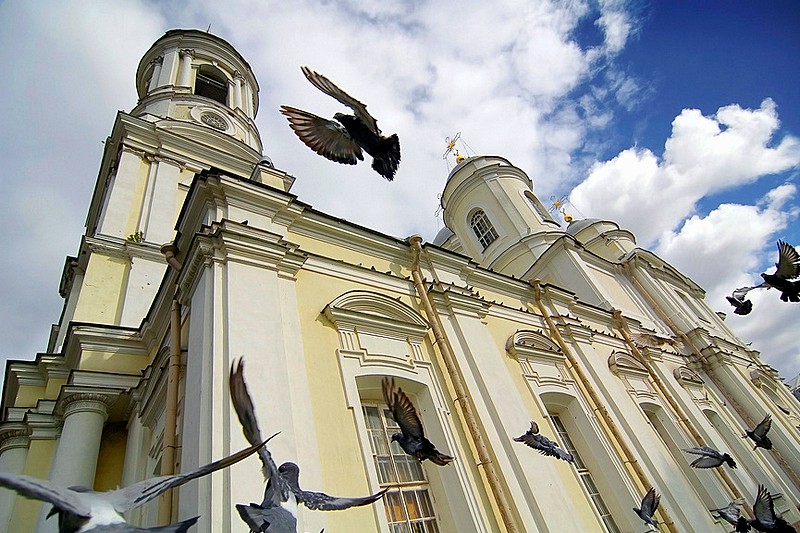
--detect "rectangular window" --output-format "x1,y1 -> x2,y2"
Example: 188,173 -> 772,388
551,415 -> 621,533
363,404 -> 440,533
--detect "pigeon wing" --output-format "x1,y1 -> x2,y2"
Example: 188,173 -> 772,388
752,485 -> 777,527
301,66 -> 379,134
296,487 -> 388,511
280,106 -> 363,165
689,456 -> 724,468
641,488 -> 660,516
774,240 -> 800,279
108,437 -> 269,512
382,378 -> 425,440
229,359 -> 290,505
752,415 -> 772,439
0,472 -> 92,517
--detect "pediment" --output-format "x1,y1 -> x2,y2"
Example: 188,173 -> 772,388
673,366 -> 705,387
608,350 -> 648,377
323,290 -> 428,338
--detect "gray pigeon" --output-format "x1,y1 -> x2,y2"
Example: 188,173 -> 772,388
682,446 -> 737,469
0,438 -> 269,533
633,487 -> 661,530
711,500 -> 744,527
277,462 -> 387,511
230,359 -> 299,533
230,359 -> 385,532
513,421 -> 574,463
280,66 -> 401,181
736,485 -> 796,532
744,414 -> 773,451
381,377 -> 454,466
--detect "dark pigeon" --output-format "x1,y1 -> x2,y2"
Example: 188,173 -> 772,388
736,485 -> 796,532
633,487 -> 661,530
280,66 -> 401,181
760,240 -> 800,303
682,446 -> 737,469
0,439 -> 268,533
381,377 -> 454,466
744,414 -> 773,451
513,421 -> 574,463
727,287 -> 754,316
230,359 -> 384,532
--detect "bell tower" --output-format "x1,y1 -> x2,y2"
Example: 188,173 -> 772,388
52,30 -> 280,352
133,29 -> 262,152
438,155 -> 564,278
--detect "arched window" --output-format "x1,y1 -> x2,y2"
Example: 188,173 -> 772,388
469,209 -> 498,249
194,64 -> 228,105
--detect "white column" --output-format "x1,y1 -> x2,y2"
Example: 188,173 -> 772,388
178,49 -> 195,87
0,428 -> 30,532
148,56 -> 164,92
232,72 -> 243,110
36,394 -> 110,533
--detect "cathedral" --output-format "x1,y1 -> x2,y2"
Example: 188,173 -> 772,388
1,29 -> 798,533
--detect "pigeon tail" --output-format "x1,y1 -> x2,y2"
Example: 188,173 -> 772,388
428,451 -> 455,466
154,516 -> 201,533
734,516 -> 751,532
370,134 -> 401,181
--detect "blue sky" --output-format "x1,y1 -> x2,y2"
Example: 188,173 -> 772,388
0,0 -> 798,380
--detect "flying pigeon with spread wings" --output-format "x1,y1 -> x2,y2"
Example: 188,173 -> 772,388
634,487 -> 661,530
744,414 -> 773,451
0,438 -> 268,533
727,240 -> 800,314
381,377 -> 454,466
735,485 -> 796,532
513,421 -> 574,463
280,66 -> 401,181
682,446 -> 737,469
230,359 -> 386,532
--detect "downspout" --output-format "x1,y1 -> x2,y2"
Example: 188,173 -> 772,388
407,236 -> 520,533
612,310 -> 748,513
159,243 -> 183,524
530,280 -> 679,533
622,261 -> 800,490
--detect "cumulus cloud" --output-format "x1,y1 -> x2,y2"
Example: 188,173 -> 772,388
569,99 -> 800,246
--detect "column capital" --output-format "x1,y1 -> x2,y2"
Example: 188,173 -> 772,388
0,423 -> 31,454
57,391 -> 116,421
179,48 -> 195,58
151,55 -> 163,66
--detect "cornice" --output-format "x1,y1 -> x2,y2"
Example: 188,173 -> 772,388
427,284 -> 492,319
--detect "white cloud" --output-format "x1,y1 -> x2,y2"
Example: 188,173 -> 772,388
569,99 -> 800,245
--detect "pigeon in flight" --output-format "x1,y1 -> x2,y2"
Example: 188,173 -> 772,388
230,359 -> 386,532
277,462 -> 386,511
0,438 -> 269,533
381,377 -> 454,466
760,240 -> 800,302
280,66 -> 401,181
711,500 -> 745,528
735,485 -> 796,532
513,421 -> 574,463
633,487 -> 661,530
728,241 -> 800,313
744,414 -> 773,451
726,287 -> 754,316
682,446 -> 737,469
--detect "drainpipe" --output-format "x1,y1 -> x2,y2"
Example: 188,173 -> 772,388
530,280 -> 679,533
159,244 -> 183,524
622,262 -> 800,490
612,310 -> 748,513
407,236 -> 519,533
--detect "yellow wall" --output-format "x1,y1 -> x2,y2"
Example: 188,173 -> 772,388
9,439 -> 55,533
